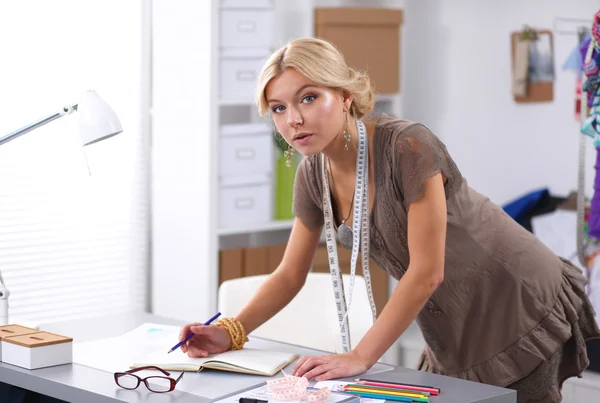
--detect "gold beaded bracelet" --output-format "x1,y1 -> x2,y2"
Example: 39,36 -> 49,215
216,317 -> 249,350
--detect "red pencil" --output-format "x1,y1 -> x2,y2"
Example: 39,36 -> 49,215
354,379 -> 440,396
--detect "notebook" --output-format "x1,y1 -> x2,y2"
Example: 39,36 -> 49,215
130,348 -> 298,377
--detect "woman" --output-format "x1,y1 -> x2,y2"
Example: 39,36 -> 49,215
179,38 -> 600,402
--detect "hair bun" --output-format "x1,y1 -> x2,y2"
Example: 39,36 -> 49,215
349,70 -> 376,119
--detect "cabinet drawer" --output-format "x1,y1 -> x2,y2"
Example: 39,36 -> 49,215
220,123 -> 273,176
220,8 -> 274,48
219,177 -> 272,229
220,49 -> 269,102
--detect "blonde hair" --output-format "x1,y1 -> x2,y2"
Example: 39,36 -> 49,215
255,37 -> 375,119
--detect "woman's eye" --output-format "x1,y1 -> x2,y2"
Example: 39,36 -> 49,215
272,105 -> 285,113
302,95 -> 316,103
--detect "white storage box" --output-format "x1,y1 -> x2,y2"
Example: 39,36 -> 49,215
219,174 -> 272,229
220,7 -> 274,48
2,331 -> 72,369
220,48 -> 270,102
0,324 -> 38,361
220,123 -> 274,177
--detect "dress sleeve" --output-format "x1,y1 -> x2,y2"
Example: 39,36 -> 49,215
393,123 -> 463,208
292,158 -> 324,230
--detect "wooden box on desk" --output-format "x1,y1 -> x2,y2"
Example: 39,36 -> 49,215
0,324 -> 39,361
2,331 -> 72,369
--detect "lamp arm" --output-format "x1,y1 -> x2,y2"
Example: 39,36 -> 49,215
0,103 -> 78,147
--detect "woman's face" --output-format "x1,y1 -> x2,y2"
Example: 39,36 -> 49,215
265,68 -> 351,157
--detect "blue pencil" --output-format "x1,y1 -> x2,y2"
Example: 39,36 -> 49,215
167,312 -> 221,353
342,390 -> 414,402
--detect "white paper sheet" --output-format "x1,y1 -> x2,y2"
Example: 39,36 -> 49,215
73,322 -> 181,373
314,381 -> 385,403
212,382 -> 356,403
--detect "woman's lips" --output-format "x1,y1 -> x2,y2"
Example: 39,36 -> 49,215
293,133 -> 313,145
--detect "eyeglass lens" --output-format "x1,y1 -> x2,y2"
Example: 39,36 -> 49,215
144,376 -> 173,392
115,373 -> 140,390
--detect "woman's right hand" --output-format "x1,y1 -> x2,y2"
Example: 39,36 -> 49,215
178,323 -> 232,357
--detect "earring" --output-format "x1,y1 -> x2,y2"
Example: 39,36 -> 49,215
284,146 -> 295,168
342,112 -> 351,151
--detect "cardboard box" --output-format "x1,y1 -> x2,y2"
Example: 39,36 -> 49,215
315,8 -> 404,94
0,324 -> 39,361
2,331 -> 72,369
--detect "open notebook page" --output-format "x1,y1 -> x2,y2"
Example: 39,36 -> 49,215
132,347 -> 298,375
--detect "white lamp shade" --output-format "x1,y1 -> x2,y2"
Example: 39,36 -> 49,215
77,90 -> 123,146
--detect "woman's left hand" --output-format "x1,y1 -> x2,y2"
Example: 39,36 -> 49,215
292,351 -> 369,381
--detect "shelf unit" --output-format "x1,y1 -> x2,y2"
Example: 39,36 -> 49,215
218,219 -> 295,236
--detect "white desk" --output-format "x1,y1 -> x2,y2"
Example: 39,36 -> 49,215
0,312 -> 516,402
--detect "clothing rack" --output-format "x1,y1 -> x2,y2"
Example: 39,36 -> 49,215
554,17 -> 592,36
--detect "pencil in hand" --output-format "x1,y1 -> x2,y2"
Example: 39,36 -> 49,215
167,312 -> 221,353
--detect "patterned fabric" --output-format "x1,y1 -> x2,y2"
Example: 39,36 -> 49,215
581,12 -> 600,241
582,10 -> 600,110
581,10 -> 600,142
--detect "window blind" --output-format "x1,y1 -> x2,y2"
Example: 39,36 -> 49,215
0,1 -> 148,325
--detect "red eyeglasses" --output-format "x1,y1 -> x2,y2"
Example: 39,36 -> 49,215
114,366 -> 184,393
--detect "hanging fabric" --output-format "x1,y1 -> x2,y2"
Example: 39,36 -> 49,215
581,11 -> 600,240
563,31 -> 591,120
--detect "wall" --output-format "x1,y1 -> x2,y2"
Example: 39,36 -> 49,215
401,0 -> 599,205
151,0 -> 218,322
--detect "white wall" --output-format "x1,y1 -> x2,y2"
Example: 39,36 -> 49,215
151,0 -> 218,322
401,0 -> 599,205
0,0 -> 148,323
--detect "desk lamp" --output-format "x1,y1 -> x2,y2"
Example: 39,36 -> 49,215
0,90 -> 123,325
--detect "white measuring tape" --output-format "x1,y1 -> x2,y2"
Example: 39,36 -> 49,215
321,119 -> 377,353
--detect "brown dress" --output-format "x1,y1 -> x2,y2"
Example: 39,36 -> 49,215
292,114 -> 600,402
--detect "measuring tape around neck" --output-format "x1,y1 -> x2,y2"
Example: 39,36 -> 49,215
321,119 -> 377,353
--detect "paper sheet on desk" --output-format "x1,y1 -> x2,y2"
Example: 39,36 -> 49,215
73,323 -> 181,373
212,382 -> 356,403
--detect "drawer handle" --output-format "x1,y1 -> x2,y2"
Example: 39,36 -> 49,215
235,148 -> 255,160
236,20 -> 256,33
236,70 -> 256,81
235,198 -> 254,209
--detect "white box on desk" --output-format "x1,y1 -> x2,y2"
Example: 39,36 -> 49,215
2,331 -> 72,370
219,173 -> 272,229
220,48 -> 270,102
220,123 -> 274,177
0,324 -> 39,361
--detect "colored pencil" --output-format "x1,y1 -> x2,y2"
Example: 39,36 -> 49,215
346,383 -> 430,396
345,384 -> 429,398
354,378 -> 440,395
343,386 -> 429,402
340,390 -> 414,402
167,312 -> 221,353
